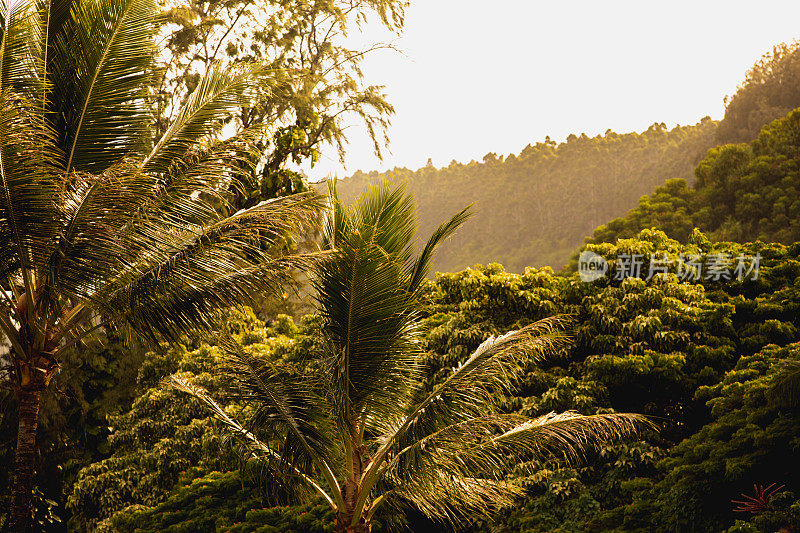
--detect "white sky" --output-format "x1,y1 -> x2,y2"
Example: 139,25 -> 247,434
303,0 -> 800,181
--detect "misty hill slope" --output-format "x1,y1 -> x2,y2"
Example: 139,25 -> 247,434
716,41 -> 800,145
581,41 -> 800,254
330,119 -> 717,272
588,106 -> 800,250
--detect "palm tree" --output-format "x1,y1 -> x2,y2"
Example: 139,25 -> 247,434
172,179 -> 651,533
0,0 -> 321,528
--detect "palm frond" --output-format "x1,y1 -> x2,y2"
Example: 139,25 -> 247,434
1,0 -> 47,105
375,411 -> 648,527
109,250 -> 322,343
0,90 -> 61,285
384,412 -> 650,484
376,415 -> 524,497
49,0 -> 156,173
109,188 -> 320,342
144,62 -> 266,174
350,177 -> 418,263
166,374 -> 337,509
127,125 -> 271,226
483,411 -> 651,464
1,0 -> 62,282
51,124 -> 283,301
314,179 -> 427,436
406,204 -> 472,293
46,159 -> 152,300
219,336 -> 341,500
386,473 -> 522,528
381,317 -> 572,458
321,179 -> 350,251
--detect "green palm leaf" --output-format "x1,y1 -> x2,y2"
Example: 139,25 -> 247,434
0,94 -> 55,272
217,336 -> 344,505
373,412 -> 649,527
102,193 -> 324,341
130,125 -> 270,224
49,0 -> 156,173
1,0 -> 47,104
405,204 -> 472,293
314,178 -> 459,437
385,473 -> 522,527
380,316 -> 572,458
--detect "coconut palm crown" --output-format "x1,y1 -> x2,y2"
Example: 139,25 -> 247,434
1,0 -> 322,528
172,179 -> 651,533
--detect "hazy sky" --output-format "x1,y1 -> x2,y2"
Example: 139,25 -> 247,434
303,0 -> 800,181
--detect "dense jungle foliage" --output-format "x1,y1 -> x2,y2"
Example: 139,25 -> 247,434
58,230 -> 800,532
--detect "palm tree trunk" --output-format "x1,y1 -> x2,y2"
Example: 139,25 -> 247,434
335,477 -> 370,533
334,513 -> 371,533
8,383 -> 43,532
335,465 -> 371,533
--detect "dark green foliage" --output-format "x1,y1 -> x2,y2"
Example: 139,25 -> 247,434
645,343 -> 800,532
329,120 -> 718,272
66,342 -> 232,530
104,469 -> 402,533
416,231 -> 800,532
66,309 -> 308,530
101,471 -> 338,533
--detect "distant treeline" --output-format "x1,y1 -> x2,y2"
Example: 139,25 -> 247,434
330,120 -> 717,273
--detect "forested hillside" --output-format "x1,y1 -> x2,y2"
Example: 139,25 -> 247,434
330,119 -> 718,272
716,40 -> 800,144
587,106 -> 800,253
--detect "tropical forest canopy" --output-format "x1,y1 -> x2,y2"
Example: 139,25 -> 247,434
63,230 -> 800,533
2,2 -> 800,532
